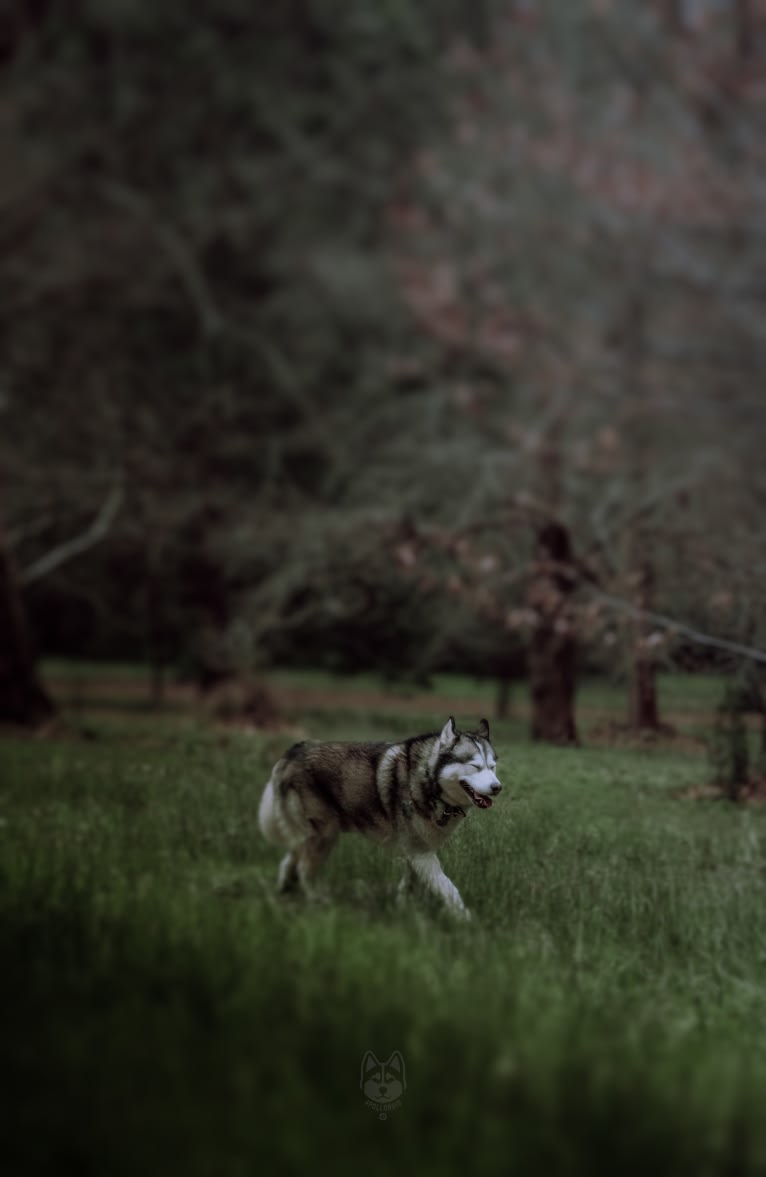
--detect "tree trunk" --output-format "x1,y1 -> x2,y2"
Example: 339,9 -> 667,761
756,668 -> 766,775
495,677 -> 511,721
617,281 -> 662,733
144,556 -> 168,708
150,661 -> 166,709
529,625 -> 578,744
0,518 -> 55,726
629,644 -> 660,729
628,559 -> 660,730
527,522 -> 578,745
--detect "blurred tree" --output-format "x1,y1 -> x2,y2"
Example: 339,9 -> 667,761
0,0 -> 468,717
363,0 -> 766,735
0,504 -> 54,726
1,0 -> 764,734
527,523 -> 578,744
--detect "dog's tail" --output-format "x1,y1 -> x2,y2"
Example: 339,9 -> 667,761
258,772 -> 282,844
259,753 -> 303,847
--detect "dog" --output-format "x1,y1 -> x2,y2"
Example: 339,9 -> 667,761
360,1051 -> 406,1105
258,716 -> 501,920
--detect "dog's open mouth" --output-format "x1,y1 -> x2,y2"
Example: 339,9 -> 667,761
460,781 -> 493,809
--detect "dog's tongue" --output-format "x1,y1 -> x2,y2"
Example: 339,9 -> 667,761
474,795 -> 493,809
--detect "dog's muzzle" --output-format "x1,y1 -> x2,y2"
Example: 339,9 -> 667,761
460,769 -> 502,810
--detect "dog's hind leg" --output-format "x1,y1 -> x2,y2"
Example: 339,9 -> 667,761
294,829 -> 338,898
277,830 -> 335,897
407,852 -> 471,922
277,851 -> 299,893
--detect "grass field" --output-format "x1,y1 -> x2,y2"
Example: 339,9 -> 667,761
2,674 -> 766,1176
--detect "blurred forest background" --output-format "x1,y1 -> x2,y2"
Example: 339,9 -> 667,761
2,0 -> 765,740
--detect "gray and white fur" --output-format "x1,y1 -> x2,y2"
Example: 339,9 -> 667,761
258,716 -> 501,920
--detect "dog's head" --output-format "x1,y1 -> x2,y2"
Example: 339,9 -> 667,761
436,716 -> 502,811
360,1051 -> 406,1102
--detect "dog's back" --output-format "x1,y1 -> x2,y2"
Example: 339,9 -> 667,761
259,738 -> 395,843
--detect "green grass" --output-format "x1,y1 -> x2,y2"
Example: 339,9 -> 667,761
42,659 -> 732,730
2,705 -> 766,1176
265,666 -> 729,713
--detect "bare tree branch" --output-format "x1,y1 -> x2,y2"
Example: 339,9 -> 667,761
21,482 -> 124,586
102,181 -> 223,339
103,180 -> 343,468
584,585 -> 766,666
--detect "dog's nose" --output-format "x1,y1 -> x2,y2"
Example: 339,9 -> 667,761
491,784 -> 502,795
380,1085 -> 387,1095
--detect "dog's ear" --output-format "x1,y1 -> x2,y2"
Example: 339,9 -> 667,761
439,716 -> 457,746
386,1051 -> 406,1087
360,1051 -> 379,1087
478,718 -> 490,740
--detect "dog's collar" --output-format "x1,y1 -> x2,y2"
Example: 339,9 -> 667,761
435,803 -> 466,827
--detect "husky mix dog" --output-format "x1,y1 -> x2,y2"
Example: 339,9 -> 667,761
258,716 -> 501,920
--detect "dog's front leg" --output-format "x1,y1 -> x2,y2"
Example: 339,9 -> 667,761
396,859 -> 419,910
407,853 -> 471,921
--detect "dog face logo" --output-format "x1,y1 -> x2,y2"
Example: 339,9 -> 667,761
360,1051 -> 406,1118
